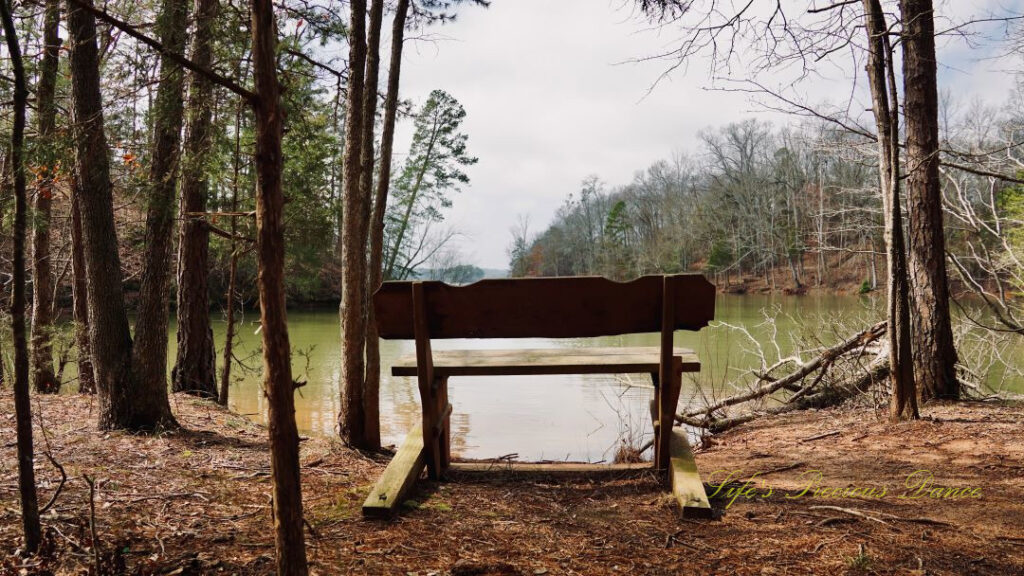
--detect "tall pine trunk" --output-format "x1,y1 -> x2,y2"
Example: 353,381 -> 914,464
66,0 -> 168,430
863,0 -> 918,420
220,97 -> 245,406
2,0 -> 42,551
357,0 -> 384,450
30,0 -> 60,394
70,181 -> 95,393
129,0 -> 187,422
250,0 -> 309,573
900,0 -> 959,401
340,0 -> 369,447
365,0 -> 410,451
173,0 -> 219,399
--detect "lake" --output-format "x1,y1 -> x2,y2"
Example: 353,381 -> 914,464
144,293 -> 1019,463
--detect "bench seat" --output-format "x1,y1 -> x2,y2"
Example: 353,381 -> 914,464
391,346 -> 700,377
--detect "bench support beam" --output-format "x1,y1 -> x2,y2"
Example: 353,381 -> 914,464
656,276 -> 682,470
362,424 -> 426,518
669,429 -> 713,518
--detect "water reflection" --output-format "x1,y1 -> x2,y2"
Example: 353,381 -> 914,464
116,294 -> 1024,461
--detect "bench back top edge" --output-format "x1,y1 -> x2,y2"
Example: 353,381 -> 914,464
373,274 -> 716,340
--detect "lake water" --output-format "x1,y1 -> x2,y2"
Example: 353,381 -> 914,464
153,294 -> 1021,462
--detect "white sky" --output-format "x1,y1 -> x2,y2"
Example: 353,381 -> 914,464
388,0 -> 1020,270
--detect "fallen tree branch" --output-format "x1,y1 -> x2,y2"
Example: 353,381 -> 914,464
679,353 -> 890,434
39,452 -> 66,514
680,322 -> 886,422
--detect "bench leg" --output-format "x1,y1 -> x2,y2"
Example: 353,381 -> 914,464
656,369 -> 682,471
650,372 -> 661,466
437,376 -> 451,471
419,377 -> 442,480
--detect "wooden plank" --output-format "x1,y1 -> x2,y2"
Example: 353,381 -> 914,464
362,424 -> 427,519
374,274 -> 715,340
449,461 -> 651,475
391,347 -> 700,377
669,429 -> 713,519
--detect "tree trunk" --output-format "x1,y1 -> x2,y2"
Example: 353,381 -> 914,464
67,0 -> 168,430
250,1 -> 309,573
357,0 -> 384,450
220,96 -> 245,407
129,0 -> 187,423
900,0 -> 959,401
366,0 -> 410,452
173,0 -> 219,399
863,0 -> 918,420
30,0 -> 61,394
70,182 -> 96,393
2,0 -> 42,551
340,0 -> 369,447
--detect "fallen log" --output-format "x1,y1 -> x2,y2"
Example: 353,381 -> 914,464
677,347 -> 890,434
679,322 -> 886,424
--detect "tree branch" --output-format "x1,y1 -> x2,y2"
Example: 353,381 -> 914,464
66,0 -> 257,102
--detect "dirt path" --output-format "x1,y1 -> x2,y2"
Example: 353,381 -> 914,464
2,393 -> 1022,575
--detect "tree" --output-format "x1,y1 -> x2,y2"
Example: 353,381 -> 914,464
383,90 -> 478,280
350,0 -> 384,449
340,0 -> 371,448
901,0 -> 959,400
251,0 -> 309,571
365,0 -> 411,451
30,0 -> 61,394
173,0 -> 220,399
70,180 -> 95,394
130,0 -> 188,421
66,0 -> 173,430
862,0 -> 918,420
2,0 -> 42,551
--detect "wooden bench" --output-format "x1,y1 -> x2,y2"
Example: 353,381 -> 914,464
362,274 -> 716,518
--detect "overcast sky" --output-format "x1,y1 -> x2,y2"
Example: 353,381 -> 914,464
388,0 -> 1020,270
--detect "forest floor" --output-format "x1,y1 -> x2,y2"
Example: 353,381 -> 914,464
2,393 -> 1023,576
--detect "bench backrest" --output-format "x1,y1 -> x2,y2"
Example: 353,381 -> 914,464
374,274 -> 715,340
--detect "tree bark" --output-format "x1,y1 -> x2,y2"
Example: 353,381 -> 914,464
30,0 -> 61,394
70,182 -> 96,394
250,1 -> 309,573
220,96 -> 245,407
129,0 -> 187,425
365,0 -> 410,451
862,0 -> 918,420
172,0 -> 219,399
900,0 -> 959,401
2,0 -> 42,551
357,0 -> 385,450
340,0 -> 369,447
67,0 -> 169,430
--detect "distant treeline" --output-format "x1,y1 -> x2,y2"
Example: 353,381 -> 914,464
510,106 -> 1024,298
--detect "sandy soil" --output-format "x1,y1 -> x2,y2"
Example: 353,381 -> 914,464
2,392 -> 1022,575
